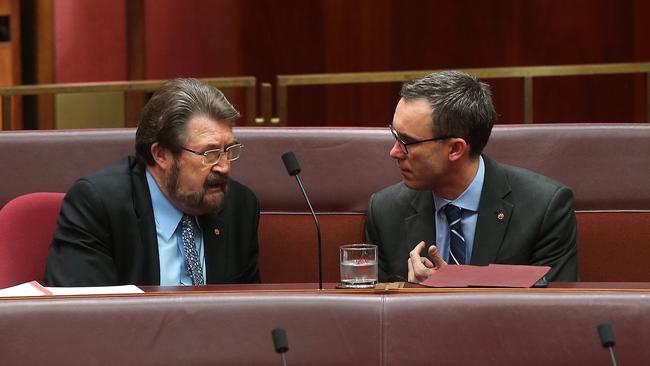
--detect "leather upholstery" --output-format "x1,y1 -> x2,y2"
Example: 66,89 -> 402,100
0,192 -> 65,288
1,290 -> 649,365
0,124 -> 648,283
2,124 -> 649,211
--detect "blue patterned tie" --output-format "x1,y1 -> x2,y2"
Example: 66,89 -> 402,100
443,204 -> 466,265
181,215 -> 204,285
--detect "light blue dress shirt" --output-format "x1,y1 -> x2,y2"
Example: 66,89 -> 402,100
433,156 -> 485,263
146,170 -> 206,285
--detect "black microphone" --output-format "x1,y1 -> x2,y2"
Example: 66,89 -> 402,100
271,328 -> 289,366
281,151 -> 323,290
597,323 -> 618,366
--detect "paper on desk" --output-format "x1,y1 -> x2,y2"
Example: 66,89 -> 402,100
45,285 -> 144,295
0,281 -> 144,297
0,281 -> 50,297
420,264 -> 550,288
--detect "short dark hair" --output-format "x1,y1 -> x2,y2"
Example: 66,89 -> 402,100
400,71 -> 496,157
135,78 -> 240,166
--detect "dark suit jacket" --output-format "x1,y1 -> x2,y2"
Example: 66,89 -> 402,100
365,156 -> 578,282
45,156 -> 260,286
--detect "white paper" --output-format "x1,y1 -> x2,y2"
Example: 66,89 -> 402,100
0,281 -> 48,297
44,285 -> 144,295
0,282 -> 144,297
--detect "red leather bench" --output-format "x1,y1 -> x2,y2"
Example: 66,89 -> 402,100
1,124 -> 649,283
1,288 -> 649,365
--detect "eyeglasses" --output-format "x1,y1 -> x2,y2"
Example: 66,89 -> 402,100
389,124 -> 457,154
181,143 -> 244,165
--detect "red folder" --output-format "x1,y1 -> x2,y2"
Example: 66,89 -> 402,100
420,264 -> 550,288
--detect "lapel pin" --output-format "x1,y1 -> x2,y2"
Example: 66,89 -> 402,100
214,228 -> 221,236
496,212 -> 505,221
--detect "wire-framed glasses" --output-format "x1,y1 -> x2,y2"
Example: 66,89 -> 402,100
181,143 -> 244,165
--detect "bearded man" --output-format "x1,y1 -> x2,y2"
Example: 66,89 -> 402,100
45,78 -> 260,286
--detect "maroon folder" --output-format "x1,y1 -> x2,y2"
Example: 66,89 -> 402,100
420,264 -> 550,288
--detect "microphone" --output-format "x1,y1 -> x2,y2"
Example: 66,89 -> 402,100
281,152 -> 323,290
597,323 -> 618,366
271,328 -> 289,366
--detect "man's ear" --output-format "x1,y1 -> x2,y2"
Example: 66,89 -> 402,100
150,142 -> 172,170
448,138 -> 469,162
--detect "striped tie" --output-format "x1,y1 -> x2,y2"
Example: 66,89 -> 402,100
443,204 -> 466,265
181,215 -> 204,285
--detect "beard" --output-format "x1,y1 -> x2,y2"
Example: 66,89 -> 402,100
165,159 -> 229,215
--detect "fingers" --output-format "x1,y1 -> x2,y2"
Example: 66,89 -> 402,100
407,241 -> 434,283
407,255 -> 415,282
409,241 -> 425,258
428,245 -> 448,269
421,257 -> 434,269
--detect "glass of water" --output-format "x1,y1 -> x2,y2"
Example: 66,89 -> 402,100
339,244 -> 378,288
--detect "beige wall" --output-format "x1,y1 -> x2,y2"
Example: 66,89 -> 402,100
55,93 -> 124,129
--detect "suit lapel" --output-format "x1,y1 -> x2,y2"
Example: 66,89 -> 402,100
130,158 -> 160,285
471,156 -> 513,265
199,212 -> 228,283
404,189 -> 436,258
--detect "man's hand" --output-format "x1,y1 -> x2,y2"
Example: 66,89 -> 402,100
407,241 -> 447,283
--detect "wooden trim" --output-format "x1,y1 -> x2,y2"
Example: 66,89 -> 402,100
244,84 -> 256,125
0,77 -> 256,96
647,72 -> 650,123
277,84 -> 287,125
0,0 -> 11,15
259,82 -> 272,125
276,62 -> 650,125
125,0 -> 145,128
1,95 -> 9,129
523,77 -> 533,124
0,77 -> 256,129
36,0 -> 54,129
277,62 -> 650,86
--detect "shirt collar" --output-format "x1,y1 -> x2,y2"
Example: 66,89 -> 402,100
433,155 -> 485,213
146,169 -> 183,240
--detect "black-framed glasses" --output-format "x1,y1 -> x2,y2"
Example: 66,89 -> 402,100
181,143 -> 244,165
389,124 -> 457,154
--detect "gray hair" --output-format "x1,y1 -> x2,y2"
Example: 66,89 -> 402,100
400,71 -> 496,157
135,78 -> 240,165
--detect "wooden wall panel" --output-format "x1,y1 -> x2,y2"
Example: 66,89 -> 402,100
53,0 -> 126,83
51,1 -> 127,129
19,0 -> 650,128
143,0 -> 242,79
235,0 -> 648,126
143,0 -> 245,122
0,0 -> 21,129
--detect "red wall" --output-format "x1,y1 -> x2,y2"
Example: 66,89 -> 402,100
54,0 -> 127,82
51,0 -> 650,125
143,0 -> 242,79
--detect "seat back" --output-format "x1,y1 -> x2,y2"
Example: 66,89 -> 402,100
2,125 -> 650,283
0,192 -> 65,288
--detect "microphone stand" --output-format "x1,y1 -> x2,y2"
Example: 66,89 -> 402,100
282,151 -> 323,291
293,173 -> 322,290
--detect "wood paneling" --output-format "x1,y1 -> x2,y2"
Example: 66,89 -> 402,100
143,0 -> 247,122
15,0 -> 650,128
125,0 -> 145,127
0,0 -> 20,129
235,0 -> 649,126
52,0 -> 126,128
53,1 -> 127,82
34,0 -> 54,130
